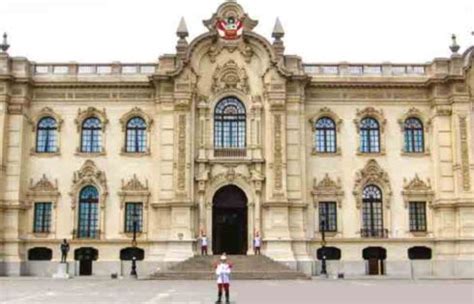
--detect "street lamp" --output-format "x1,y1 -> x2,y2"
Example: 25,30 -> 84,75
320,218 -> 327,276
130,210 -> 138,278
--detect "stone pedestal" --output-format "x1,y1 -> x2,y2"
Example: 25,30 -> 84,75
53,262 -> 71,279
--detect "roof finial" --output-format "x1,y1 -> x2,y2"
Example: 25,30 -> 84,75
272,18 -> 285,41
177,17 -> 189,40
450,34 -> 460,54
0,32 -> 10,53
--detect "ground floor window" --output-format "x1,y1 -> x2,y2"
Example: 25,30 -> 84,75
28,247 -> 53,261
408,246 -> 432,260
409,202 -> 427,232
33,202 -> 52,233
125,203 -> 143,233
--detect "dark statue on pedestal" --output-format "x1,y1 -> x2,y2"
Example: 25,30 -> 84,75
60,239 -> 70,263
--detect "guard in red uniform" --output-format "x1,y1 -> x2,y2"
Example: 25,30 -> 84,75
215,254 -> 232,304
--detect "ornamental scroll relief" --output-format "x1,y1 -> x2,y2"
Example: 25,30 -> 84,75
176,114 -> 187,194
459,116 -> 471,191
274,114 -> 283,193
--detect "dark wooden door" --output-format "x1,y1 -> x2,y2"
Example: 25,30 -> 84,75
79,260 -> 93,276
368,258 -> 379,275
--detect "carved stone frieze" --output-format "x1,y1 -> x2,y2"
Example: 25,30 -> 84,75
69,160 -> 108,209
312,174 -> 344,207
118,174 -> 150,209
74,107 -> 108,132
459,116 -> 471,191
25,174 -> 60,207
211,60 -> 249,94
29,107 -> 64,132
402,175 -> 434,208
273,114 -> 283,195
354,107 -> 387,133
176,114 -> 187,196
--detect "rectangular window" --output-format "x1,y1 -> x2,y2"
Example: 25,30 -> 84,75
319,202 -> 337,232
34,202 -> 52,233
409,202 -> 427,232
125,203 -> 143,233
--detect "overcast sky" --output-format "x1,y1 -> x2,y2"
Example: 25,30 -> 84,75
0,0 -> 473,63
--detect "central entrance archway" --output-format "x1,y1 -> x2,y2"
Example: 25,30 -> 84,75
212,185 -> 248,255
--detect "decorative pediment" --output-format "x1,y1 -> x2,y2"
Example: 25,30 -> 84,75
29,107 -> 64,132
119,107 -> 153,131
203,0 -> 258,37
26,175 -> 60,206
211,60 -> 249,94
354,107 -> 386,133
397,107 -> 431,131
402,175 -> 434,208
309,107 -> 343,132
353,160 -> 392,208
74,107 -> 108,132
311,174 -> 344,207
70,160 -> 108,208
118,175 -> 151,209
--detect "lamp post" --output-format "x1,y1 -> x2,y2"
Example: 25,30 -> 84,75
320,218 -> 327,276
130,210 -> 138,278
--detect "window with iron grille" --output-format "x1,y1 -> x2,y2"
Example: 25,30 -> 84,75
36,117 -> 57,153
362,185 -> 384,235
81,117 -> 102,153
315,117 -> 336,153
409,202 -> 427,232
404,118 -> 424,153
125,203 -> 143,233
360,118 -> 380,153
214,97 -> 246,149
78,186 -> 99,238
126,117 -> 147,153
319,202 -> 337,232
33,202 -> 52,233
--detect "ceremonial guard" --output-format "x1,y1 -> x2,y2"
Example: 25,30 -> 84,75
253,232 -> 261,255
199,232 -> 208,256
215,254 -> 232,304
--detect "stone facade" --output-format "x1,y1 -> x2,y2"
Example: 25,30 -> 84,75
0,0 -> 473,278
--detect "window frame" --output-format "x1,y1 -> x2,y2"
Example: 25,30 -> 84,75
360,117 -> 381,154
33,202 -> 52,233
404,117 -> 425,153
214,97 -> 247,150
361,185 -> 385,237
77,186 -> 100,239
409,201 -> 427,232
81,117 -> 102,153
36,117 -> 58,153
124,202 -> 144,233
315,117 -> 337,154
319,201 -> 338,232
125,117 -> 147,153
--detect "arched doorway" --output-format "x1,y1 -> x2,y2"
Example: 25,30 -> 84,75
363,247 -> 387,275
74,247 -> 98,276
212,185 -> 248,255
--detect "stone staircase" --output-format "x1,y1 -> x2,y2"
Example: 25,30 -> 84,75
149,255 -> 310,280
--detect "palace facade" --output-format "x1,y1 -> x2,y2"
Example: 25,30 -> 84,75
0,0 -> 473,277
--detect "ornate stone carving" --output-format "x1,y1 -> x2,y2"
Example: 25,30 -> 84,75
118,175 -> 150,209
176,114 -> 187,195
397,107 -> 431,132
353,107 -> 387,133
207,42 -> 254,64
353,160 -> 392,209
74,107 -> 108,132
273,114 -> 283,194
309,107 -> 343,132
211,60 -> 249,94
25,175 -> 60,207
402,175 -> 434,208
459,116 -> 471,191
312,174 -> 344,207
69,160 -> 108,209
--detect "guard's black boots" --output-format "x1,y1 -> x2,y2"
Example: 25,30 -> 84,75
225,290 -> 230,303
215,291 -> 222,304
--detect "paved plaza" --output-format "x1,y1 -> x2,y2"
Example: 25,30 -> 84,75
0,278 -> 472,304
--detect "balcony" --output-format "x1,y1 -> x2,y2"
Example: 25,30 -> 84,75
214,148 -> 247,158
73,229 -> 101,240
360,228 -> 389,238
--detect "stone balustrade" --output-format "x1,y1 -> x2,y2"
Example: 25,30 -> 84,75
32,63 -> 157,76
303,63 -> 427,76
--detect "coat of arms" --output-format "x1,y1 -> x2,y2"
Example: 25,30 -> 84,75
216,16 -> 243,40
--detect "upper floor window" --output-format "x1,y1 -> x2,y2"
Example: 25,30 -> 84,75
360,118 -> 380,153
36,117 -> 57,153
315,117 -> 336,153
77,186 -> 99,239
81,117 -> 102,153
404,118 -> 424,153
126,117 -> 147,153
33,202 -> 52,233
361,185 -> 386,238
214,97 -> 246,149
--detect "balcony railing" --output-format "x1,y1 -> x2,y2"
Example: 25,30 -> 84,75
303,64 -> 427,77
360,228 -> 389,238
214,148 -> 247,158
73,229 -> 101,240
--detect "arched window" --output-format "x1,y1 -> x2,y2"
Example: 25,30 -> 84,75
81,117 -> 102,153
315,117 -> 336,153
362,185 -> 385,238
214,97 -> 246,149
404,118 -> 424,153
360,118 -> 380,153
125,117 -> 147,153
36,117 -> 57,153
77,186 -> 99,239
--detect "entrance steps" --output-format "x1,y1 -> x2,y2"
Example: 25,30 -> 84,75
149,255 -> 310,280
